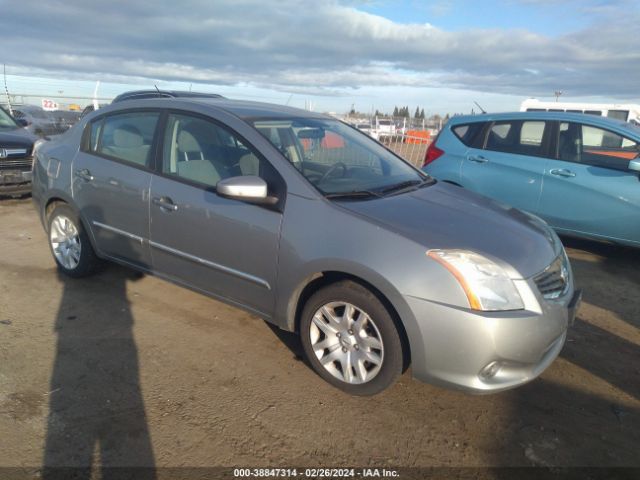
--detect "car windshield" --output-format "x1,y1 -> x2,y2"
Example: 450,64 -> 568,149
252,118 -> 428,196
0,107 -> 19,129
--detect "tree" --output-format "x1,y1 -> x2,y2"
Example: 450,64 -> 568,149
375,109 -> 382,117
420,108 -> 425,119
392,106 -> 399,117
414,106 -> 420,118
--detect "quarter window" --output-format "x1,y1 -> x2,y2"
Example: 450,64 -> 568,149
452,122 -> 484,147
94,112 -> 159,167
557,122 -> 639,168
161,114 -> 265,188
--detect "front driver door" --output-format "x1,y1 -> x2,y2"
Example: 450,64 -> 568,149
461,120 -> 550,213
148,112 -> 284,317
72,110 -> 160,269
538,121 -> 640,245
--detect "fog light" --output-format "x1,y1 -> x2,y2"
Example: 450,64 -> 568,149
479,361 -> 502,380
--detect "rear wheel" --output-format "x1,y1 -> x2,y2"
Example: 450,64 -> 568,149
47,203 -> 101,277
300,280 -> 404,395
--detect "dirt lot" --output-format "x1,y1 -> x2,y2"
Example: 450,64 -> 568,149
0,198 -> 638,477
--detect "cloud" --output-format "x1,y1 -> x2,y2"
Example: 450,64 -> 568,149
1,0 -> 639,99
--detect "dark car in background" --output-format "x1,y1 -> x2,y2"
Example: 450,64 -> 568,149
12,105 -> 61,137
0,106 -> 38,196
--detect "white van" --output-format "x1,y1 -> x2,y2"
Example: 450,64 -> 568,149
520,99 -> 640,124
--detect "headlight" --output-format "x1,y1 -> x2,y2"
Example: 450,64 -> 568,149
427,249 -> 524,311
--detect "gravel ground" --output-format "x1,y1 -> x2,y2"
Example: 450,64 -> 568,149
0,198 -> 638,477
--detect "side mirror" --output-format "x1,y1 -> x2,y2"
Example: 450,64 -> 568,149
629,159 -> 640,173
216,175 -> 277,205
16,118 -> 29,127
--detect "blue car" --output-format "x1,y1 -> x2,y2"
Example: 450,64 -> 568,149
423,112 -> 640,247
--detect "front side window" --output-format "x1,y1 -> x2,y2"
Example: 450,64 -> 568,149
162,113 -> 266,188
252,118 -> 427,196
557,122 -> 640,167
95,112 -> 159,167
485,121 -> 547,156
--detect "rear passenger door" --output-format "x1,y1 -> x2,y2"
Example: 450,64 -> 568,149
461,120 -> 550,213
73,110 -> 160,268
148,112 -> 284,317
537,121 -> 640,244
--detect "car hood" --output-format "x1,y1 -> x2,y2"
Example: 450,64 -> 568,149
0,128 -> 36,148
337,182 -> 560,279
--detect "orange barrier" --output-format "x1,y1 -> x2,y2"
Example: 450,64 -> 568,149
405,130 -> 430,144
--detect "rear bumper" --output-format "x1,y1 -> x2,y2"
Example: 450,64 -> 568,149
0,170 -> 32,196
404,279 -> 580,394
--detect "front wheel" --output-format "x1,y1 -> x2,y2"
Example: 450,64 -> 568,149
47,203 -> 101,278
300,280 -> 404,396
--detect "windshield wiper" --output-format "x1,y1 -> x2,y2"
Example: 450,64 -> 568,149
380,178 -> 432,195
324,190 -> 383,200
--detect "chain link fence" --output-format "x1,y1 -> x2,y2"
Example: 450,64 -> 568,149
377,133 -> 431,168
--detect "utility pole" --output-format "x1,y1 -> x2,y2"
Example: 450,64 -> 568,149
92,81 -> 101,110
3,64 -> 13,115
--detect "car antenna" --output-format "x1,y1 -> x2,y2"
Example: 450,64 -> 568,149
154,85 -> 161,93
474,101 -> 487,114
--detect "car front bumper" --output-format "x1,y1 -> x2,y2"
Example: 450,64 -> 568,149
404,279 -> 581,394
0,170 -> 32,196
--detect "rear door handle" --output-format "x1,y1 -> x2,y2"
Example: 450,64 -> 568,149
152,196 -> 178,212
467,155 -> 488,163
550,168 -> 576,178
74,168 -> 94,181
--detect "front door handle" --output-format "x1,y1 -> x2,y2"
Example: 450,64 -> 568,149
74,168 -> 94,181
550,168 -> 576,178
467,155 -> 488,163
152,196 -> 178,212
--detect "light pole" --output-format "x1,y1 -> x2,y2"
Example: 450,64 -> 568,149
554,90 -> 563,102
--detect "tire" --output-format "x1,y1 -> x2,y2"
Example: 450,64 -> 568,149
300,280 -> 404,396
47,203 -> 101,278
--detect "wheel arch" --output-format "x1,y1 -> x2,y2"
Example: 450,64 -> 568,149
290,270 -> 412,372
43,194 -> 101,256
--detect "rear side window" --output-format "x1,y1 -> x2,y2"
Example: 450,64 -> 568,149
452,122 -> 484,147
93,112 -> 160,167
485,120 -> 547,157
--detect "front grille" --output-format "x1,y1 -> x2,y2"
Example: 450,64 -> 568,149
0,157 -> 33,170
534,254 -> 569,300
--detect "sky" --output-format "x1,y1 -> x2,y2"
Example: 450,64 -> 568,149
1,0 -> 639,115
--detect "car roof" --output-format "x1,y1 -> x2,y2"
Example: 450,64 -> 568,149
111,90 -> 225,103
446,111 -> 639,136
100,92 -> 331,121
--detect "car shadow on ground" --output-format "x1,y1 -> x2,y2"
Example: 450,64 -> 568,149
486,236 -> 640,471
559,236 -> 639,400
41,266 -> 156,479
489,378 -> 640,474
562,236 -> 640,328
